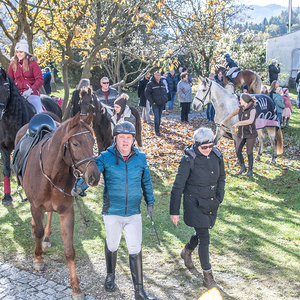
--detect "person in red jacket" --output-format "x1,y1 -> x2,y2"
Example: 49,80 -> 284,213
8,39 -> 44,113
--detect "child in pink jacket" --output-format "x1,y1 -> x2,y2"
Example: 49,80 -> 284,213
282,88 -> 292,127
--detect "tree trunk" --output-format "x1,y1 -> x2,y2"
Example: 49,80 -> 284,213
61,63 -> 70,121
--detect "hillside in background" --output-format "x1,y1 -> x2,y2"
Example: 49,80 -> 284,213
245,4 -> 287,24
238,5 -> 300,38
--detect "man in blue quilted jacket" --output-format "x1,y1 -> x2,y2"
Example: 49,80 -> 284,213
75,121 -> 155,300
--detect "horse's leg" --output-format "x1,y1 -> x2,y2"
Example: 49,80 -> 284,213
255,129 -> 265,162
213,127 -> 226,144
266,127 -> 277,164
31,206 -> 45,271
1,148 -> 13,205
31,217 -> 36,239
59,206 -> 83,299
42,211 -> 53,249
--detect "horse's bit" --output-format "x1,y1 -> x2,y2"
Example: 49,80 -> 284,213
194,80 -> 212,105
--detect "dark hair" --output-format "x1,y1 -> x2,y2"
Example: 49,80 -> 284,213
160,71 -> 165,76
182,67 -> 187,72
181,72 -> 188,79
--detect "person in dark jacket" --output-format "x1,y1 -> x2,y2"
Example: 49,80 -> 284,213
95,77 -> 119,108
70,78 -> 90,117
145,71 -> 168,136
220,93 -> 258,176
206,73 -> 216,122
75,121 -> 155,300
170,127 -> 225,290
224,53 -> 239,85
166,69 -> 178,110
268,59 -> 280,85
214,71 -> 224,87
295,68 -> 300,108
43,67 -> 52,95
138,72 -> 151,123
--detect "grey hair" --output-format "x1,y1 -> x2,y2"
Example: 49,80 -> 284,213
271,59 -> 277,64
193,127 -> 214,145
77,78 -> 90,90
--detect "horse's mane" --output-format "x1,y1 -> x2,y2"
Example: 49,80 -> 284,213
6,75 -> 34,129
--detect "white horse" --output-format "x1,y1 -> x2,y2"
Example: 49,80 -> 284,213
192,77 -> 283,163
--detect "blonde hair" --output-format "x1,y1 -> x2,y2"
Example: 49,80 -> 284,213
276,87 -> 282,93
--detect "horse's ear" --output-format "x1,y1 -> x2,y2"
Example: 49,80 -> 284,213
199,75 -> 205,82
0,68 -> 7,82
69,112 -> 81,129
205,77 -> 210,85
83,112 -> 93,126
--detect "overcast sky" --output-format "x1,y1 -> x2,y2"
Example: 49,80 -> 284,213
242,0 -> 298,6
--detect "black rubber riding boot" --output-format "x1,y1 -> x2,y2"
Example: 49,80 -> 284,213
246,153 -> 253,177
104,242 -> 117,291
237,153 -> 247,174
129,251 -> 155,300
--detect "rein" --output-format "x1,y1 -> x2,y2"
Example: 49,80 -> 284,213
194,81 -> 212,105
39,125 -> 96,197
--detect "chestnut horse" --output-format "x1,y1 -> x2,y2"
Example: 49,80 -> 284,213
217,66 -> 262,94
15,112 -> 100,299
79,87 -> 143,153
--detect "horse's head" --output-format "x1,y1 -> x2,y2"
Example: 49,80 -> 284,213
79,86 -> 97,116
192,76 -> 212,112
0,68 -> 11,120
64,112 -> 100,187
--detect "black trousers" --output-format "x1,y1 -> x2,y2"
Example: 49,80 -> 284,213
180,102 -> 190,122
185,228 -> 211,271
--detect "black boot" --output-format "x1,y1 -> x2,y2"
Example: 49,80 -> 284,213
104,242 -> 117,291
246,153 -> 253,176
237,153 -> 247,174
129,251 -> 155,300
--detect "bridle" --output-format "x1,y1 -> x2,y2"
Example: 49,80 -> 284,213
79,93 -> 97,116
39,124 -> 96,197
194,80 -> 212,106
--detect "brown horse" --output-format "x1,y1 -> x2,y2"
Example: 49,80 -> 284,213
216,66 -> 262,94
15,112 -> 100,299
79,87 -> 143,153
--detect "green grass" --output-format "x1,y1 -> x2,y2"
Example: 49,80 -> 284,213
0,87 -> 300,299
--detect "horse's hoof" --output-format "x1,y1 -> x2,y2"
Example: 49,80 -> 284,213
254,156 -> 260,162
72,293 -> 85,300
42,241 -> 51,249
33,262 -> 45,271
2,193 -> 12,205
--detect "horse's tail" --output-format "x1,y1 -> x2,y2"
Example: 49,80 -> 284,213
130,107 -> 142,148
276,127 -> 283,155
252,73 -> 262,94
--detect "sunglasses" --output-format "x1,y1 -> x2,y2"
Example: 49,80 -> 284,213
200,144 -> 214,150
102,82 -> 109,84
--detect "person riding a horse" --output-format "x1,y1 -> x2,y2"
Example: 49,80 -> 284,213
111,94 -> 136,128
224,53 -> 240,85
8,39 -> 44,113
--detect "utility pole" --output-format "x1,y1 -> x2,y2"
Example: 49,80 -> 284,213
288,0 -> 292,33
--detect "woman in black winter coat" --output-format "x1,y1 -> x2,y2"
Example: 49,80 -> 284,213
170,127 -> 225,290
70,78 -> 90,117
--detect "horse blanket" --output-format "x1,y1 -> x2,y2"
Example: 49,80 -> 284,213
254,94 -> 279,129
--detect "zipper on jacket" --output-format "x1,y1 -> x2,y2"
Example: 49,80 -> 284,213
125,160 -> 128,216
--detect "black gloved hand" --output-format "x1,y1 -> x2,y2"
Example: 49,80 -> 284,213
277,64 -> 280,67
147,204 -> 154,218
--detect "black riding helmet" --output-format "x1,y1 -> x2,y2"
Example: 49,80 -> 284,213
113,121 -> 136,137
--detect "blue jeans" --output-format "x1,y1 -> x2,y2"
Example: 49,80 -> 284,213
152,104 -> 164,135
206,103 -> 215,121
277,113 -> 282,126
168,91 -> 177,110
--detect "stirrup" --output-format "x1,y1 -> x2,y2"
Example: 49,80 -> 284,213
17,185 -> 27,202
